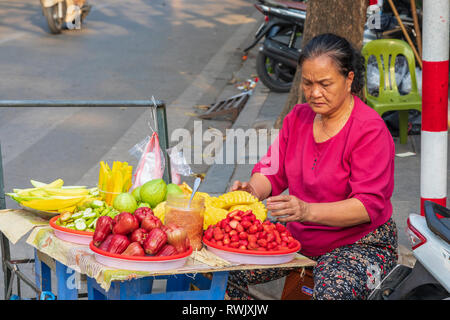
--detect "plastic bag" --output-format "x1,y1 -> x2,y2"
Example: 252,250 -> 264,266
366,54 -> 415,96
395,55 -> 411,95
129,131 -> 165,190
366,55 -> 380,96
167,145 -> 193,185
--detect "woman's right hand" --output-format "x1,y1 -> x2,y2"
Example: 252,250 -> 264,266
229,180 -> 260,199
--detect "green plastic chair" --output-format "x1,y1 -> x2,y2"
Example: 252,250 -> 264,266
362,39 -> 422,144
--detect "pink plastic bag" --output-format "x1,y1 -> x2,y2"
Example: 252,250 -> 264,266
131,131 -> 165,189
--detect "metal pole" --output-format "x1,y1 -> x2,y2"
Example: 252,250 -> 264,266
420,0 -> 449,215
0,99 -> 172,185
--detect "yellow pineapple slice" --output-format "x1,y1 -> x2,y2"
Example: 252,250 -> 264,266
203,206 -> 228,230
217,191 -> 258,209
248,201 -> 268,222
228,204 -> 252,212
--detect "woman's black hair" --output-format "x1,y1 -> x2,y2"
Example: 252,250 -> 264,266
298,33 -> 365,94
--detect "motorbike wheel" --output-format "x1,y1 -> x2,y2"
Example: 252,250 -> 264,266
256,51 -> 295,93
43,3 -> 66,34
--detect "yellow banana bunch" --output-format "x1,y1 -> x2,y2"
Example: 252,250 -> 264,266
7,178 -> 98,213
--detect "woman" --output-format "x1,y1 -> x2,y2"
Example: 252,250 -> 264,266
227,33 -> 398,300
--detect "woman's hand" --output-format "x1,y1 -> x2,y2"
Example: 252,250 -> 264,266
266,195 -> 311,223
229,180 -> 260,199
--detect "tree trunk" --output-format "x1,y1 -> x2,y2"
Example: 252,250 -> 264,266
274,0 -> 368,129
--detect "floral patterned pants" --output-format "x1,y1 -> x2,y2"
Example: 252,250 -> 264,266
226,218 -> 398,300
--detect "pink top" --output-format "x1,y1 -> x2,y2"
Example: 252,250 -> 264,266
252,96 -> 395,256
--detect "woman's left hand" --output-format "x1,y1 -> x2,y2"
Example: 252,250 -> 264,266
266,195 -> 311,223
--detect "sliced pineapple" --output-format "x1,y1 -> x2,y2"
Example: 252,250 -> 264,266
217,191 -> 258,209
203,206 -> 228,230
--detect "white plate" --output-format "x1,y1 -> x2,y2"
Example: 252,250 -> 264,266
89,242 -> 193,272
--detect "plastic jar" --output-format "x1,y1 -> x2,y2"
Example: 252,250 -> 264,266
165,194 -> 205,251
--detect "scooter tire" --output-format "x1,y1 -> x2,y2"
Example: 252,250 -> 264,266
43,4 -> 65,34
256,51 -> 293,93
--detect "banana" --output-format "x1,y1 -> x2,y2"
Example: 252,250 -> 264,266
21,196 -> 86,211
30,179 -> 64,188
41,188 -> 89,196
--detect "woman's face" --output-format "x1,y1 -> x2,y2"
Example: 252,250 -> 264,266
301,54 -> 354,117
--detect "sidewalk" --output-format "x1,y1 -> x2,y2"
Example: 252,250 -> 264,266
197,52 -> 450,299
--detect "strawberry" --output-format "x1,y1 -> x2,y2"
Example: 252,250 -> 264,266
229,220 -> 239,229
227,210 -> 240,219
247,224 -> 258,234
238,231 -> 248,240
267,242 -> 277,250
247,242 -> 258,250
236,223 -> 244,233
247,234 -> 257,244
257,239 -> 267,247
220,219 -> 229,229
275,223 -> 286,233
266,233 -> 275,243
241,220 -> 252,229
204,227 -> 214,241
229,241 -> 240,248
230,234 -> 240,243
239,245 -> 247,250
274,230 -> 282,244
213,228 -> 224,241
288,241 -> 298,249
239,239 -> 248,247
229,230 -> 238,237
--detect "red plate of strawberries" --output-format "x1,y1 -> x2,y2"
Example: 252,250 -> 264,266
203,210 -> 301,265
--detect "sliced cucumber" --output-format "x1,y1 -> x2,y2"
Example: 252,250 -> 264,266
83,208 -> 96,218
90,200 -> 104,209
88,217 -> 98,229
74,218 -> 87,231
66,223 -> 75,229
100,207 -> 111,216
71,211 -> 84,219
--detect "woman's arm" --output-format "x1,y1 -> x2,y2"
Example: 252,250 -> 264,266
267,195 -> 370,227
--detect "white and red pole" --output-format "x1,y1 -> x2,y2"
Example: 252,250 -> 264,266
420,0 -> 449,215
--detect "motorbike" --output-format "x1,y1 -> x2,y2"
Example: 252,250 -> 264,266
40,0 -> 91,34
245,0 -> 419,93
368,201 -> 450,300
244,0 -> 306,93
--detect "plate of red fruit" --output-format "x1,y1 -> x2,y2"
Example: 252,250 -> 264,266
203,210 -> 301,265
89,207 -> 193,272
